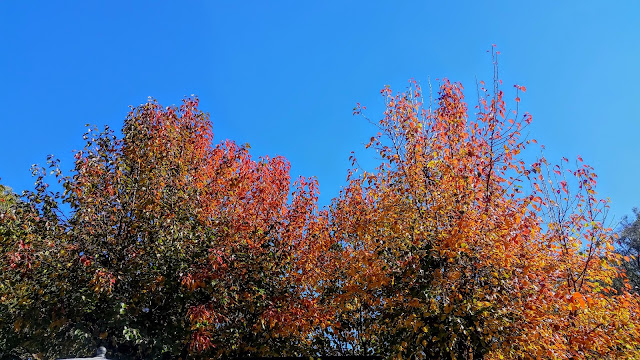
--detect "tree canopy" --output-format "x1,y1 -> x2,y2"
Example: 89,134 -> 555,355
1,60 -> 639,359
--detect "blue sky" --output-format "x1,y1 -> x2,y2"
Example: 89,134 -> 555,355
1,1 -> 639,226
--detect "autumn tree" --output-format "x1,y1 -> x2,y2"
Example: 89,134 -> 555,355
1,99 -> 333,359
324,50 -> 640,359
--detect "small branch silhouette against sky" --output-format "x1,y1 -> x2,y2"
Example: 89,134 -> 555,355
1,1 -> 639,223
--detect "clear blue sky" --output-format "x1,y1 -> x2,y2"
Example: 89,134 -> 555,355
1,1 -> 639,226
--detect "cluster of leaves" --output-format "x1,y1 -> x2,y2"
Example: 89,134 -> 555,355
2,58 -> 639,359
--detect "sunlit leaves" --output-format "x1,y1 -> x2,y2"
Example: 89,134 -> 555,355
328,59 -> 640,358
1,98 -> 333,359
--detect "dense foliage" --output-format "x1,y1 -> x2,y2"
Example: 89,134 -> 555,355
2,59 -> 639,359
617,209 -> 640,293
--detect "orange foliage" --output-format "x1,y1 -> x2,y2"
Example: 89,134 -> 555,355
327,53 -> 640,358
